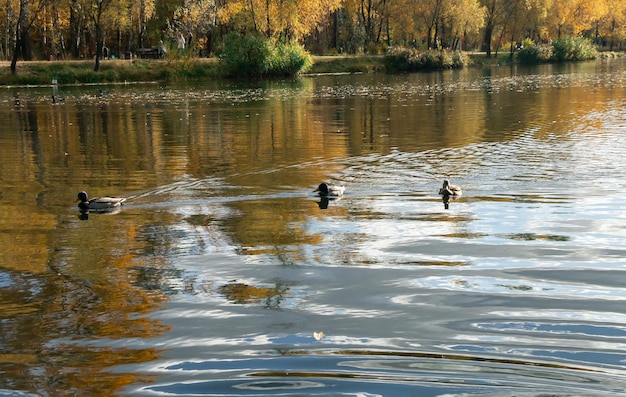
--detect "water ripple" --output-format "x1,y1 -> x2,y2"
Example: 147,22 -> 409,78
133,350 -> 626,396
409,276 -> 626,300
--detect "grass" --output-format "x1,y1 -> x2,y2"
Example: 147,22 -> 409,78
0,57 -> 220,86
0,49 -> 622,86
307,55 -> 385,74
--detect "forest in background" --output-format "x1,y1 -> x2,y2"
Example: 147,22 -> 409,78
2,0 -> 625,68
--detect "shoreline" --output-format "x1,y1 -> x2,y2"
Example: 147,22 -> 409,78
0,52 -> 622,87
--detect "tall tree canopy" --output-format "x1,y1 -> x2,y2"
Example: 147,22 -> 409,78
218,0 -> 342,40
0,0 -> 623,65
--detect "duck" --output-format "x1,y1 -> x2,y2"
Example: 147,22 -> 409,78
52,95 -> 66,104
76,191 -> 126,211
438,179 -> 462,196
314,183 -> 345,197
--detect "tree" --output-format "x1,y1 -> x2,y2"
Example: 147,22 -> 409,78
598,0 -> 626,49
218,0 -> 342,42
447,0 -> 486,50
547,0 -> 608,38
171,0 -> 215,55
68,0 -> 83,58
480,0 -> 499,56
93,0 -> 112,70
422,0 -> 446,49
81,0 -> 130,70
343,0 -> 390,50
478,0 -> 526,56
10,0 -> 49,74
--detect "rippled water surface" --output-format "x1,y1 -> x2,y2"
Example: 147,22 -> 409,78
1,59 -> 626,396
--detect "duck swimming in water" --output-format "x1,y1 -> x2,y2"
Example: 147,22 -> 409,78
52,95 -> 66,104
76,191 -> 126,211
439,179 -> 462,196
314,183 -> 345,197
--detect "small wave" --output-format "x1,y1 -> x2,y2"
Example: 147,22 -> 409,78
134,349 -> 626,396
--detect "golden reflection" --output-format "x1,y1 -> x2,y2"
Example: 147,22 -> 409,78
223,198 -> 326,249
0,191 -> 56,274
218,281 -> 289,307
0,353 -> 38,364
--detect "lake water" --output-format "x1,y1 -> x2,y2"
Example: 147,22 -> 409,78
1,58 -> 626,396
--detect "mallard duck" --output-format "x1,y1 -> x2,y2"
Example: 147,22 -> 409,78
314,183 -> 345,197
76,191 -> 126,211
438,179 -> 462,196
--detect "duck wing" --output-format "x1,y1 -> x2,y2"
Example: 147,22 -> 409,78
329,185 -> 345,196
88,196 -> 126,210
449,185 -> 462,195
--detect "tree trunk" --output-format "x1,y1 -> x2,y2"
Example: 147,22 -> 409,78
138,0 -> 144,48
19,0 -> 32,60
481,0 -> 497,57
69,0 -> 81,58
94,24 -> 102,71
482,24 -> 493,57
92,0 -> 112,71
10,0 -> 28,74
609,20 -> 615,51
10,32 -> 20,74
117,26 -> 122,59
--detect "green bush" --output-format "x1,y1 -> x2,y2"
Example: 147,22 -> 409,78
264,41 -> 312,77
517,36 -> 596,64
219,34 -> 312,78
517,44 -> 553,64
384,47 -> 469,72
383,48 -> 413,72
219,34 -> 270,78
552,37 -> 597,61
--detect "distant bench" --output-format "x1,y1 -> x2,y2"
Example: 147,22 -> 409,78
136,48 -> 162,59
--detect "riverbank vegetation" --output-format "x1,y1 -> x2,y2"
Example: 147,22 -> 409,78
517,37 -> 598,64
384,48 -> 470,72
0,0 -> 624,81
219,34 -> 312,78
0,57 -> 219,86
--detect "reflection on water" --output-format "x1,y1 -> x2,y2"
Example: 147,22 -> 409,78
1,59 -> 626,395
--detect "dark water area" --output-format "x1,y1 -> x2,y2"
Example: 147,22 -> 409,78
1,59 -> 626,396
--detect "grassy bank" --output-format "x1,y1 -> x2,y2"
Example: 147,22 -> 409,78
0,51 -> 622,87
307,55 -> 386,74
0,54 -> 445,86
0,57 -> 220,86
0,56 -> 381,86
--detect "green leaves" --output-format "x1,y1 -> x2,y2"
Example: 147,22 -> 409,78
219,34 -> 312,78
517,37 -> 597,64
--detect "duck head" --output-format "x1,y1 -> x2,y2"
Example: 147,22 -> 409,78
76,191 -> 90,211
77,191 -> 88,202
314,183 -> 329,195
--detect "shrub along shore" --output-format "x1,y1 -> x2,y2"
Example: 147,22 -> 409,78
0,42 -> 621,87
0,56 -> 382,87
